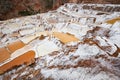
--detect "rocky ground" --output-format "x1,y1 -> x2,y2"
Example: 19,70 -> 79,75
0,3 -> 120,80
0,0 -> 120,20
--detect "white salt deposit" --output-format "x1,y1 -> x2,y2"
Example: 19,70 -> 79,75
0,3 -> 120,80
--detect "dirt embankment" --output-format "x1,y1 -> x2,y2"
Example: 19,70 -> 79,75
0,0 -> 120,20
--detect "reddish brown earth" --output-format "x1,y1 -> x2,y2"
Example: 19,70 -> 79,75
0,50 -> 35,74
0,47 -> 10,63
0,0 -> 120,20
7,40 -> 25,53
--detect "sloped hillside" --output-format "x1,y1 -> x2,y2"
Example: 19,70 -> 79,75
0,0 -> 120,20
0,3 -> 120,80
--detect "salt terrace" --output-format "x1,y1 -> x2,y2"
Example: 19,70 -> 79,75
0,3 -> 120,80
